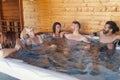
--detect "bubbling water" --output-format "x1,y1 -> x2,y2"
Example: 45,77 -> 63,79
15,36 -> 120,79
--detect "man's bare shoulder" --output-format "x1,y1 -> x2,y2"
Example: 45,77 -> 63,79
115,35 -> 120,40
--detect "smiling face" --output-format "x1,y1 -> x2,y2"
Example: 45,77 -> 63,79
55,24 -> 61,33
103,24 -> 112,34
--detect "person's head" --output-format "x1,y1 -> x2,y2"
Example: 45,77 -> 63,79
1,31 -> 16,48
71,21 -> 81,31
103,21 -> 119,34
52,22 -> 61,33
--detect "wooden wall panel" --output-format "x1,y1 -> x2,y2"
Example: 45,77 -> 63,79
0,0 -> 23,33
0,0 -> 2,19
1,0 -> 19,20
23,0 -> 120,33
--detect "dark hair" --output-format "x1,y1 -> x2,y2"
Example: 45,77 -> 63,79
72,21 -> 81,29
1,31 -> 16,48
52,22 -> 61,33
106,21 -> 119,34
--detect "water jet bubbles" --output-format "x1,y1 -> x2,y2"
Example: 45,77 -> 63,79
119,67 -> 120,75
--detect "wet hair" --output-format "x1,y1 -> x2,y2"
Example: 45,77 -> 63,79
52,22 -> 61,33
106,21 -> 119,34
72,21 -> 81,29
1,31 -> 16,48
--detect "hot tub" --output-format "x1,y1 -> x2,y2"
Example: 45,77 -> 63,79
0,35 -> 120,80
0,58 -> 80,80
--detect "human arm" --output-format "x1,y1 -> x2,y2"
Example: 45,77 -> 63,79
90,31 -> 101,37
81,36 -> 91,50
60,31 -> 72,38
0,48 -> 17,58
0,39 -> 21,58
60,31 -> 68,38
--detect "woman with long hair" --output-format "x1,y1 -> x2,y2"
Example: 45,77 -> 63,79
52,22 -> 66,38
